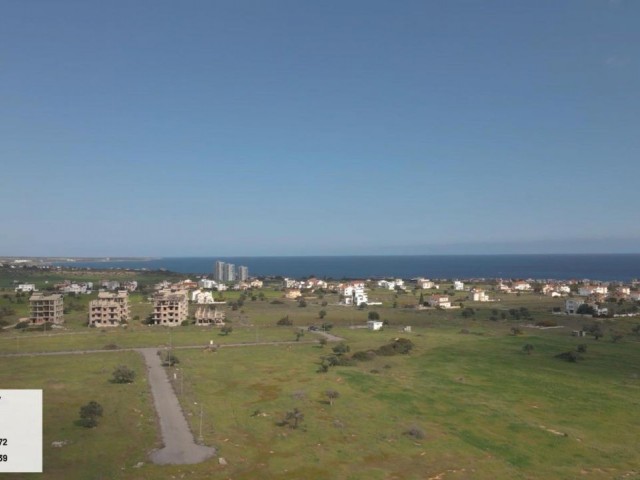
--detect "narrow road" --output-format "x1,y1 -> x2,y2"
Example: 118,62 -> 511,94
139,348 -> 216,465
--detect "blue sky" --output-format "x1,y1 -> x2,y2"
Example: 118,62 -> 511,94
1,0 -> 639,256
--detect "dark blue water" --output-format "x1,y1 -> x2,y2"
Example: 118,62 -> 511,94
56,255 -> 640,282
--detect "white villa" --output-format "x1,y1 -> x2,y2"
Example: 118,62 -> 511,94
198,279 -> 218,289
428,295 -> 451,309
578,285 -> 608,297
454,281 -> 464,291
191,289 -> 216,304
415,278 -> 438,289
377,279 -> 404,290
340,283 -> 369,306
468,289 -> 490,302
513,281 -> 532,291
15,284 -> 36,293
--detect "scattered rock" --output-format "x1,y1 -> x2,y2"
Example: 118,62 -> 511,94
133,462 -> 144,468
51,440 -> 69,448
218,457 -> 227,466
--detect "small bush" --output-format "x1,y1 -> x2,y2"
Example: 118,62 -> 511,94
577,344 -> 588,353
111,365 -> 135,384
103,343 -> 119,350
375,338 -> 414,356
352,350 -> 376,361
76,400 -> 103,428
555,351 -> 582,362
277,315 -> 292,326
159,351 -> 180,366
404,425 -> 425,440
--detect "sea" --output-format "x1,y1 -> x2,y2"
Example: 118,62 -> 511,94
56,254 -> 640,282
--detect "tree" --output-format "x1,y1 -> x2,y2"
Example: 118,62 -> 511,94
577,304 -> 596,315
522,344 -> 534,355
461,308 -> 475,318
367,311 -> 380,320
277,315 -> 292,326
220,325 -> 233,336
332,343 -> 350,355
111,365 -> 135,384
77,401 -> 103,428
298,299 -> 307,308
279,408 -> 304,429
321,322 -> 333,332
295,330 -> 304,341
318,310 -> 327,319
325,389 -> 340,406
318,337 -> 327,348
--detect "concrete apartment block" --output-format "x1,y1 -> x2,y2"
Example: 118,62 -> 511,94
29,293 -> 64,324
89,290 -> 130,327
152,289 -> 188,326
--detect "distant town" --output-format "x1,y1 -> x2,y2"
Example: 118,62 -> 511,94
4,257 -> 639,331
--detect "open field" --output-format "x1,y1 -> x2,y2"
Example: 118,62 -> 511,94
2,268 -> 640,478
0,352 -> 158,480
2,324 -> 639,479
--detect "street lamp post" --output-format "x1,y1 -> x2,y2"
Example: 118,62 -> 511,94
194,402 -> 203,444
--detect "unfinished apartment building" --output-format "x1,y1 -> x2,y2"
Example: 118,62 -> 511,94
89,290 -> 130,327
152,289 -> 188,326
194,305 -> 226,326
29,293 -> 64,324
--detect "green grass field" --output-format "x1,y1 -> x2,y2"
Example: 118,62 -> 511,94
2,268 -> 640,478
3,326 -> 639,479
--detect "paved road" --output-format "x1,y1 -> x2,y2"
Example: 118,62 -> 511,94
139,348 -> 216,465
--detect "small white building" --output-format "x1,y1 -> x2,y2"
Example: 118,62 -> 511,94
191,289 -> 215,304
15,284 -> 36,293
454,281 -> 464,291
61,283 -> 92,294
101,280 -> 121,291
367,320 -> 384,331
513,281 -> 532,291
468,289 -> 490,302
283,278 -> 301,289
416,278 -> 438,289
578,285 -> 608,297
198,279 -> 218,289
305,278 -> 328,290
